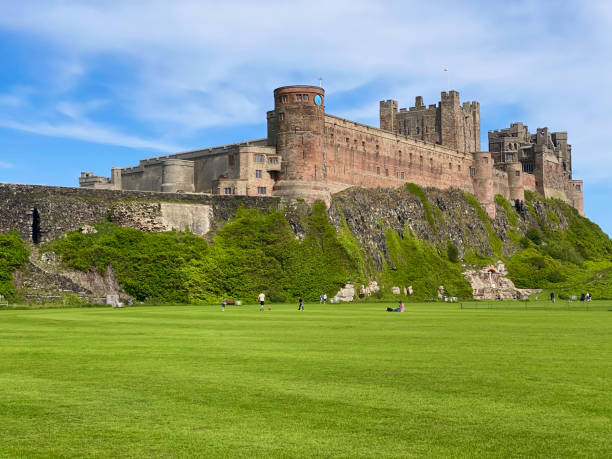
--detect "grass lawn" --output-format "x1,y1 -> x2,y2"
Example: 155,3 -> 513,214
1,302 -> 610,458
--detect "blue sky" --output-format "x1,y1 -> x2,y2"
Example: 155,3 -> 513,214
1,1 -> 611,233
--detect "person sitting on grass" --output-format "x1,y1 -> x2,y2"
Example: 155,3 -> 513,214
386,302 -> 404,312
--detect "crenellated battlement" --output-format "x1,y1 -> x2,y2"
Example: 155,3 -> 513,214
78,84 -> 584,217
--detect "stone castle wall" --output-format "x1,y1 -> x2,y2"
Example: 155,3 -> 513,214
0,184 -> 280,243
78,84 -> 584,217
320,114 -> 475,195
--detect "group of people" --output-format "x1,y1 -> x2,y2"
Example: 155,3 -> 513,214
222,295 -> 408,312
550,291 -> 592,303
221,292 -> 268,311
580,292 -> 592,302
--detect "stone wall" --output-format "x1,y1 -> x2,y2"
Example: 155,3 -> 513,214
322,114 -> 475,194
0,183 -> 280,243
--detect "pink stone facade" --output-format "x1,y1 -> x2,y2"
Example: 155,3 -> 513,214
80,85 -> 585,217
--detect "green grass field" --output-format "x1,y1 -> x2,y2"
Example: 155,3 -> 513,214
1,302 -> 610,458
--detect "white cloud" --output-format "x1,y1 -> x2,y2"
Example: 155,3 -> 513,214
0,119 -> 182,153
0,0 -> 610,183
0,161 -> 14,169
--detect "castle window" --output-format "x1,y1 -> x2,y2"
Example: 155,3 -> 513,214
282,95 -> 288,103
449,162 -> 452,170
362,141 -> 366,150
482,157 -> 488,164
400,171 -> 405,179
256,170 -> 262,178
430,158 -> 433,171
279,112 -> 285,121
470,167 -> 476,177
417,127 -> 420,134
377,167 -> 380,175
458,165 -> 461,171
296,94 -> 302,101
254,154 -> 264,163
228,155 -> 235,167
346,137 -> 350,144
257,187 -> 267,195
515,170 -> 520,177
385,168 -> 389,176
303,94 -> 308,101
224,187 -> 232,195
268,157 -> 279,164
435,125 -> 440,132
575,184 -> 581,191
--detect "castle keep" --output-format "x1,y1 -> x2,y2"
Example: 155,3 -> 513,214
80,85 -> 584,217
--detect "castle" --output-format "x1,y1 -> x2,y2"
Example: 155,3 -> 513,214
80,85 -> 584,217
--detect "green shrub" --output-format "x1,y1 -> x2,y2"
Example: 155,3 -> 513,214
447,241 -> 459,263
48,204 -> 359,304
506,248 -> 566,288
0,230 -> 29,300
380,229 -> 472,300
525,228 -> 542,245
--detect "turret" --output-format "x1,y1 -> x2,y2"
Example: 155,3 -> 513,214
267,85 -> 328,201
506,162 -> 524,202
380,99 -> 398,132
472,152 -> 495,218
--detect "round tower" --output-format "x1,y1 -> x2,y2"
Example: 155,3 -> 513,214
268,85 -> 328,202
506,162 -> 524,202
471,152 -> 495,218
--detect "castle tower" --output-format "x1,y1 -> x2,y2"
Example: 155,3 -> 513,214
267,85 -> 328,201
472,152 -> 495,218
506,162 -> 524,202
440,91 -> 480,153
380,99 -> 398,132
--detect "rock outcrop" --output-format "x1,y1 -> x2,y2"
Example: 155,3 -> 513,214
463,261 -> 541,300
14,247 -> 133,305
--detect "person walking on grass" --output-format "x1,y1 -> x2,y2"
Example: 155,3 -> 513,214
222,298 -> 226,312
550,291 -> 555,303
298,297 -> 304,311
259,292 -> 266,311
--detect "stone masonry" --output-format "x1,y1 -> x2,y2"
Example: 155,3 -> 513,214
79,85 -> 584,218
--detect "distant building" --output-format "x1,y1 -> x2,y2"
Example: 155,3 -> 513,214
80,85 -> 584,217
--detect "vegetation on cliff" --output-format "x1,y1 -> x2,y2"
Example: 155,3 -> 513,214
503,191 -> 612,298
10,184 -> 612,303
47,202 -> 358,303
380,229 -> 473,299
0,230 -> 29,300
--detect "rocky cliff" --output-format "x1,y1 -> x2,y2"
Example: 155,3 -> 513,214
5,183 -> 611,304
